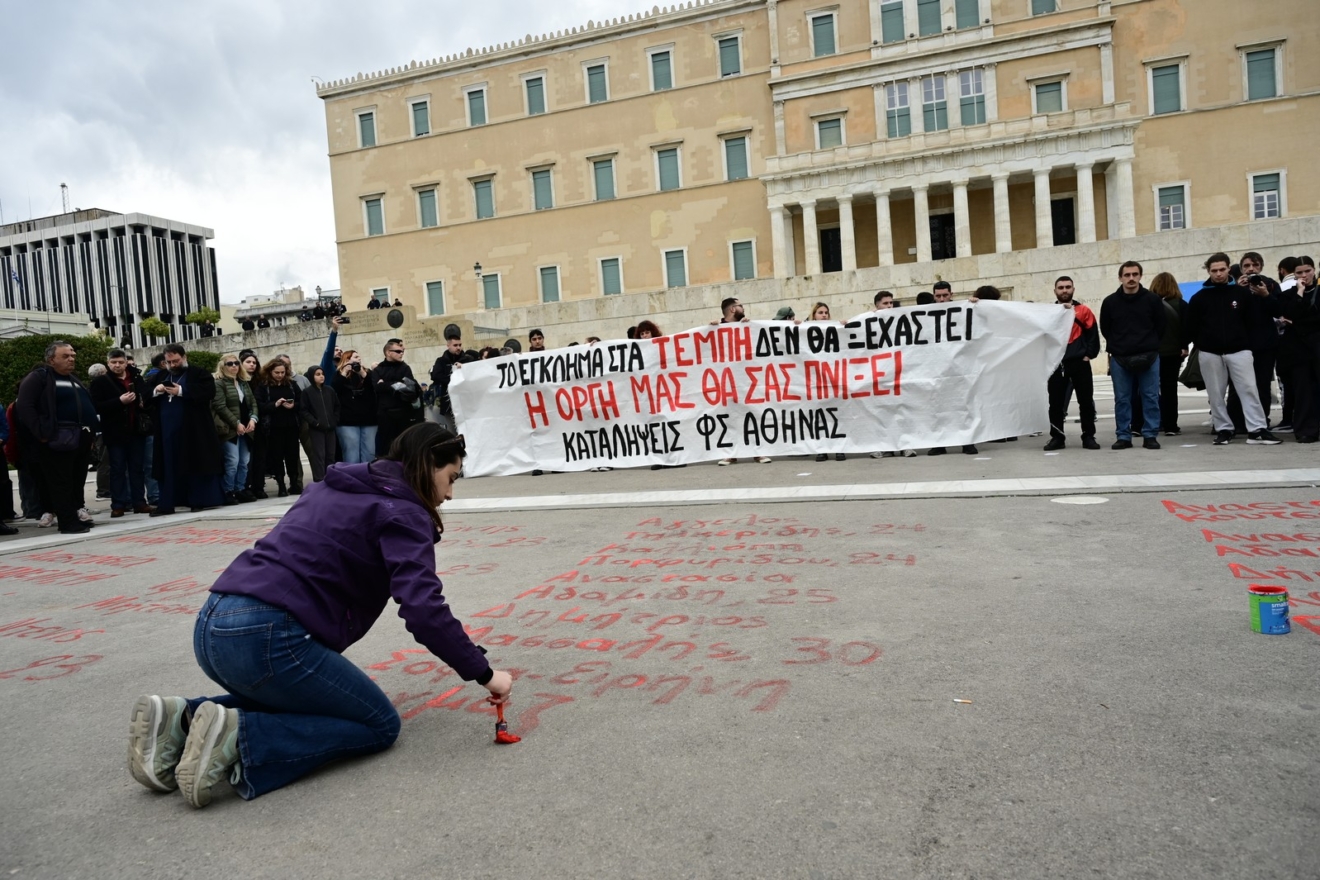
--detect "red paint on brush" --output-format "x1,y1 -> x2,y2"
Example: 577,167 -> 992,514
494,702 -> 521,744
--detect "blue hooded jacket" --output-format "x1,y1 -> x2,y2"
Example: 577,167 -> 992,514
211,459 -> 490,682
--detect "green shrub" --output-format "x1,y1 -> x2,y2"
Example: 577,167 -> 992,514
140,317 -> 171,339
185,308 -> 221,325
186,350 -> 221,374
0,334 -> 115,399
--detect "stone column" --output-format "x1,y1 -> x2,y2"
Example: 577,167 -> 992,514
952,178 -> 972,257
984,63 -> 999,123
1075,162 -> 1097,243
909,77 -> 925,134
875,189 -> 893,266
913,185 -> 932,264
768,0 -> 781,75
770,204 -> 789,279
1033,169 -> 1054,249
1099,42 -> 1115,104
991,172 -> 1012,252
838,194 -> 857,271
783,205 -> 797,275
802,199 -> 821,276
1114,157 -> 1136,239
773,101 -> 786,156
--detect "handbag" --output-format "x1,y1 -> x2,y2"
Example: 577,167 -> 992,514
49,423 -> 84,452
1179,347 -> 1206,390
1115,352 -> 1157,373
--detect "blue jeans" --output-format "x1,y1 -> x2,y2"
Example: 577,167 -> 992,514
191,593 -> 401,800
1111,355 -> 1161,440
107,437 -> 147,512
143,435 -> 160,505
336,425 -> 377,464
221,437 -> 250,493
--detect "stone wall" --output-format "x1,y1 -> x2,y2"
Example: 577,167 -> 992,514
134,216 -> 1318,374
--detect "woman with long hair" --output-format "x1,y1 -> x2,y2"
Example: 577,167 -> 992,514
330,349 -> 378,464
240,352 -> 272,499
635,320 -> 663,339
810,302 -> 831,321
1140,271 -> 1191,436
211,354 -> 256,505
255,360 -> 302,497
126,423 -> 511,808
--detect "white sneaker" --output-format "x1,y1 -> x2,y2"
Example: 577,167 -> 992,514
754,456 -> 772,464
718,458 -> 736,466
901,449 -> 917,457
77,507 -> 94,523
869,451 -> 888,459
38,513 -> 55,528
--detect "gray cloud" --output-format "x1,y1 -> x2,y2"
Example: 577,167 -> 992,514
1,0 -> 626,303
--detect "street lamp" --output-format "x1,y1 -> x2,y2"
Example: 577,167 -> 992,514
473,262 -> 482,279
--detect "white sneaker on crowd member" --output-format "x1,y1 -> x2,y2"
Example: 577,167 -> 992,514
754,456 -> 772,464
78,507 -> 94,523
902,449 -> 917,457
38,513 -> 56,528
718,458 -> 736,466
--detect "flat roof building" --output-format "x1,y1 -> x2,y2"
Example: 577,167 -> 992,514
316,0 -> 1314,318
0,209 -> 220,348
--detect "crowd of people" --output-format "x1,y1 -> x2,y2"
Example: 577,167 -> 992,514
2,250 -> 1313,533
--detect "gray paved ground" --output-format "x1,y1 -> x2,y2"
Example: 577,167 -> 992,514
1,451 -> 1317,877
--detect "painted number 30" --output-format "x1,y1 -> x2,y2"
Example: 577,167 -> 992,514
782,638 -> 882,666
0,654 -> 103,681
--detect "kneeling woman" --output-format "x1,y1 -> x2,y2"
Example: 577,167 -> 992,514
127,423 -> 512,807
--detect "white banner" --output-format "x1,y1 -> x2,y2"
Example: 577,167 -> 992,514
451,301 -> 1071,477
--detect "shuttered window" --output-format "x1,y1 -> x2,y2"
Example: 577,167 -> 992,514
482,274 -> 501,309
601,258 -> 622,295
718,37 -> 741,76
525,77 -> 546,115
811,14 -> 836,56
1031,0 -> 1056,14
425,281 -> 444,315
1252,173 -> 1281,219
357,111 -> 376,148
364,198 -> 383,236
959,69 -> 985,125
1035,81 -> 1063,114
956,0 -> 980,29
539,266 -> 560,303
418,188 -> 438,228
467,89 -> 486,126
587,64 -> 608,103
1246,49 -> 1277,100
664,250 -> 687,288
817,118 -> 843,149
411,101 -> 430,136
1157,186 -> 1185,231
881,1 -> 904,43
657,148 -> 680,191
724,137 -> 749,180
473,179 -> 494,219
593,158 -> 615,200
732,241 -> 755,280
917,0 -> 940,36
1151,65 -> 1181,114
532,169 -> 553,210
651,50 -> 673,91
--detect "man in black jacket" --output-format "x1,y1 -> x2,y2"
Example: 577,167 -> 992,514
1226,251 -> 1283,433
16,341 -> 100,533
1099,261 -> 1167,449
428,324 -> 473,434
89,349 -> 151,518
149,345 -> 224,515
373,338 -> 422,456
1187,252 -> 1281,446
1284,257 -> 1320,442
1045,276 -> 1101,450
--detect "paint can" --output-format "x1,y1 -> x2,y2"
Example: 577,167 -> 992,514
1247,585 -> 1290,635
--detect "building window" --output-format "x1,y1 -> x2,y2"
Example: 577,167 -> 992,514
731,240 -> 756,280
363,197 -> 384,237
922,75 -> 948,131
539,266 -> 561,303
1033,80 -> 1065,114
1252,172 -> 1282,219
532,169 -> 554,211
816,117 -> 844,149
885,82 -> 911,137
1157,184 -> 1187,231
525,76 -> 547,115
955,0 -> 980,29
881,1 -> 904,43
656,147 -> 681,192
650,48 -> 673,91
718,35 -> 742,76
410,99 -> 430,137
482,274 -> 502,309
1031,0 -> 1056,14
586,62 -> 609,104
466,88 -> 487,126
593,158 -> 616,200
600,257 -> 623,295
664,249 -> 687,288
371,287 -> 390,304
425,280 -> 444,315
473,179 -> 495,219
1245,47 -> 1279,100
724,136 -> 749,181
356,110 -> 376,148
810,12 -> 837,57
417,188 -> 438,228
917,0 -> 940,36
959,69 -> 985,125
1149,62 -> 1183,114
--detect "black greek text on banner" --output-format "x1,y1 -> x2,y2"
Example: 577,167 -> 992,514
450,302 -> 1071,477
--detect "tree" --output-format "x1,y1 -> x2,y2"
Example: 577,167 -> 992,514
140,317 -> 171,340
0,333 -> 115,398
185,307 -> 221,325
186,351 -> 220,374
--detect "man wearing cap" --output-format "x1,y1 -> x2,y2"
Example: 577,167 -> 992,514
774,307 -> 795,321
429,325 -> 475,435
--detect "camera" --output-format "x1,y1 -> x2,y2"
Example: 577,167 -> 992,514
1248,274 -> 1267,287
349,362 -> 361,373
338,316 -> 350,324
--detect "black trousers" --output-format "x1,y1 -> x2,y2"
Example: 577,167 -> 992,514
267,427 -> 302,489
1227,349 -> 1276,433
307,429 -> 338,482
376,409 -> 421,458
246,427 -> 270,495
1047,358 -> 1096,441
1290,337 -> 1320,441
29,438 -> 92,530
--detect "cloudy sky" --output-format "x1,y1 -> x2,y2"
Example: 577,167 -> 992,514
1,0 -> 627,304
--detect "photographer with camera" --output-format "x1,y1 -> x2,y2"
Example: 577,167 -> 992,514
1226,252 -> 1284,433
254,361 -> 303,496
373,338 -> 422,457
331,350 -> 378,463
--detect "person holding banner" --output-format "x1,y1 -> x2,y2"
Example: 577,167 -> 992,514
866,291 -> 917,459
127,423 -> 512,808
1044,277 -> 1101,451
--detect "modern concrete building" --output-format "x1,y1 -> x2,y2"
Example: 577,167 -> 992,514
316,0 -> 1314,318
0,209 -> 220,348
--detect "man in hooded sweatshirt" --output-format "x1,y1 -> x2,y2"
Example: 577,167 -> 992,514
1187,252 -> 1281,446
1099,261 -> 1166,450
300,366 -> 341,481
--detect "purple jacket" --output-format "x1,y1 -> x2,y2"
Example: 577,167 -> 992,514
211,460 -> 490,682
